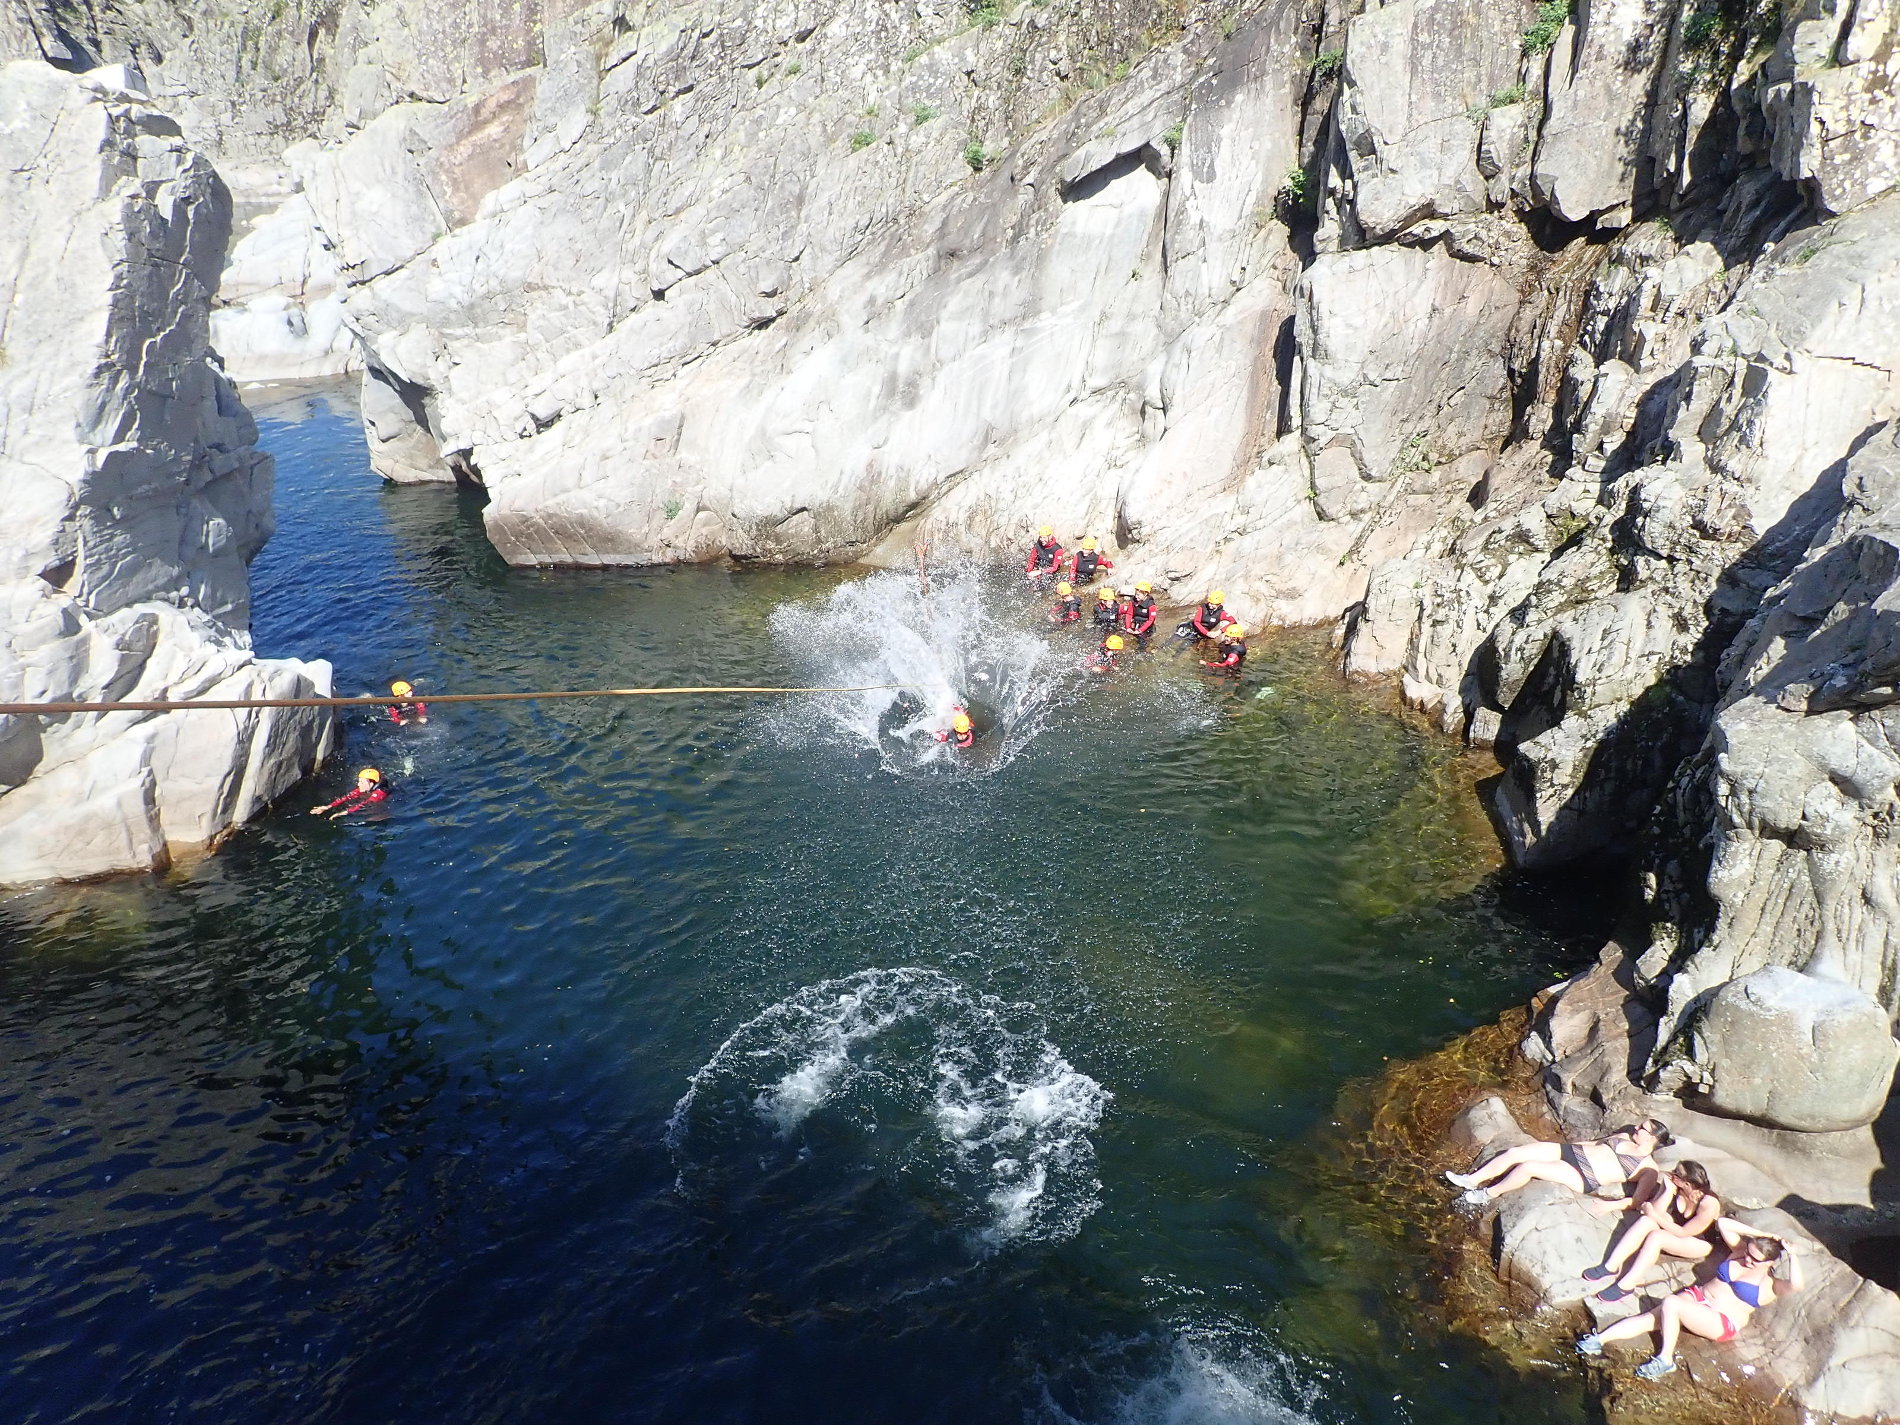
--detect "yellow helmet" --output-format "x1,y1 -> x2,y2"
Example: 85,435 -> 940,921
358,767 -> 381,783
1225,624 -> 1245,640
1081,536 -> 1098,550
952,712 -> 973,731
1055,580 -> 1072,595
1208,590 -> 1225,604
390,680 -> 413,698
1097,586 -> 1116,601
1135,581 -> 1152,593
1104,634 -> 1126,651
1038,525 -> 1053,538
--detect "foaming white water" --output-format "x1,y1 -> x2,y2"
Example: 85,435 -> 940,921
768,562 -> 1086,773
1044,1337 -> 1323,1425
669,967 -> 1110,1247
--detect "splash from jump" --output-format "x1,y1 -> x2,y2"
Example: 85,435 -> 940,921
768,560 -> 1084,773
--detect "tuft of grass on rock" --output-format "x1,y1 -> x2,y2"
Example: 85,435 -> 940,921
1521,0 -> 1572,56
912,102 -> 940,125
1311,46 -> 1344,79
850,128 -> 877,152
964,140 -> 990,172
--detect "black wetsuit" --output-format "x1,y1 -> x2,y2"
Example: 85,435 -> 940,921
1051,594 -> 1081,623
1070,549 -> 1109,583
1092,600 -> 1119,629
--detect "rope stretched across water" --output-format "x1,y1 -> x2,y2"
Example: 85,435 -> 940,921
0,685 -> 906,715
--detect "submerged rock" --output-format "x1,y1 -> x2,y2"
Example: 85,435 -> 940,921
0,61 -> 332,885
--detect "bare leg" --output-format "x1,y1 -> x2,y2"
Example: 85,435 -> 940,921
1654,1295 -> 1682,1363
1595,1308 -> 1660,1348
1457,1141 -> 1562,1188
1616,1232 -> 1711,1290
1487,1159 -> 1588,1199
1599,1217 -> 1654,1275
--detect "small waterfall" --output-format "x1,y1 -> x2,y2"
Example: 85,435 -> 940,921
768,560 -> 1088,772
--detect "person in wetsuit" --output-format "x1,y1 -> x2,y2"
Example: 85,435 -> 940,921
1121,582 -> 1157,646
1049,580 -> 1082,624
1091,586 -> 1119,631
310,768 -> 387,819
1203,624 -> 1247,675
934,705 -> 976,749
1088,633 -> 1127,675
1175,590 -> 1237,641
1025,525 -> 1065,583
1577,1221 -> 1803,1381
388,680 -> 429,725
1066,536 -> 1114,586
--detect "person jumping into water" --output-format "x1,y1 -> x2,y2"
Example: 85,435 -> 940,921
388,680 -> 428,725
934,705 -> 976,750
1176,590 -> 1236,641
1089,633 -> 1127,675
1025,526 -> 1065,583
310,768 -> 387,819
1203,624 -> 1247,675
1065,535 -> 1113,586
1091,586 -> 1119,631
1049,580 -> 1082,624
1121,582 -> 1157,646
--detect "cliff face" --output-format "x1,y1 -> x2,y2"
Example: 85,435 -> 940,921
0,61 -> 332,884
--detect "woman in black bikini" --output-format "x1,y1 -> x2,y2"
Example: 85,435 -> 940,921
1578,1220 -> 1802,1380
1582,1160 -> 1721,1301
1444,1119 -> 1671,1207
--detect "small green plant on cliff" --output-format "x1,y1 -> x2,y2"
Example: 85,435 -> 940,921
1311,46 -> 1344,79
850,128 -> 877,152
1520,0 -> 1572,56
1162,119 -> 1185,150
964,140 -> 991,172
663,497 -> 685,520
1279,164 -> 1309,205
1391,432 -> 1434,477
912,102 -> 940,126
1487,80 -> 1526,109
902,41 -> 929,63
967,0 -> 1003,29
784,59 -> 803,77
1220,8 -> 1241,39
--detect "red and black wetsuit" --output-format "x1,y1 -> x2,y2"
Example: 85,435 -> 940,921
1205,640 -> 1247,674
1121,594 -> 1157,641
1067,548 -> 1114,584
322,785 -> 388,816
388,701 -> 429,725
1088,642 -> 1121,675
948,724 -> 975,750
1091,599 -> 1119,630
1190,602 -> 1236,638
1026,537 -> 1065,577
1050,593 -> 1081,623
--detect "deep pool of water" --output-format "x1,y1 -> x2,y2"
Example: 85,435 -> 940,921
0,394 -> 1615,1425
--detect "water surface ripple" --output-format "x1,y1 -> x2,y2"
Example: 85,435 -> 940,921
0,394 -> 1609,1425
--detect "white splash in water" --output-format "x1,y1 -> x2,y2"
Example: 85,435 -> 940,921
767,561 -> 1089,773
1042,1336 -> 1324,1425
669,967 -> 1110,1247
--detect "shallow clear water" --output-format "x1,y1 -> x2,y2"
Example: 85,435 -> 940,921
0,394 -> 1613,1425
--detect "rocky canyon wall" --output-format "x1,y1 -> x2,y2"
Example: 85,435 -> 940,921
0,61 -> 332,884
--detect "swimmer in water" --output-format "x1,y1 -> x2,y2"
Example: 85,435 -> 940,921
388,680 -> 428,725
934,704 -> 976,750
1088,633 -> 1127,675
1049,580 -> 1082,624
310,768 -> 387,819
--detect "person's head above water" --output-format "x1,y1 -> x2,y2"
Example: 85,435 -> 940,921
1079,536 -> 1098,551
1055,580 -> 1072,596
1038,525 -> 1053,539
1207,590 -> 1225,605
357,768 -> 381,786
952,711 -> 973,732
1104,634 -> 1126,651
1224,624 -> 1245,641
1135,580 -> 1152,593
1096,587 -> 1116,603
390,680 -> 413,698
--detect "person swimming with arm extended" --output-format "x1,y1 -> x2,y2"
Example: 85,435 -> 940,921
1202,624 -> 1247,675
310,768 -> 387,819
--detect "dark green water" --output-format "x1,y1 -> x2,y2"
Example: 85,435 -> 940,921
0,393 -> 1612,1424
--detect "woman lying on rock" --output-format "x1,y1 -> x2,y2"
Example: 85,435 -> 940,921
1583,1160 -> 1721,1301
1444,1118 -> 1671,1208
1577,1220 -> 1803,1380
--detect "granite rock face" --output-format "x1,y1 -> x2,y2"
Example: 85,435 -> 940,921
0,62 -> 332,885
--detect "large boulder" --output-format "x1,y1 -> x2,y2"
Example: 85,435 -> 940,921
1688,967 -> 1899,1132
0,61 -> 332,884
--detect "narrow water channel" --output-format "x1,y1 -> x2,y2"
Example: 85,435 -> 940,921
0,392 -> 1612,1425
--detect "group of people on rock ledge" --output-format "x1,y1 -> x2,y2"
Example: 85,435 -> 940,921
1024,526 -> 1248,678
1446,1119 -> 1804,1382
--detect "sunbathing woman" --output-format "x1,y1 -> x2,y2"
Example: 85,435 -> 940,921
1445,1118 -> 1671,1207
1578,1220 -> 1803,1380
1583,1160 -> 1721,1301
